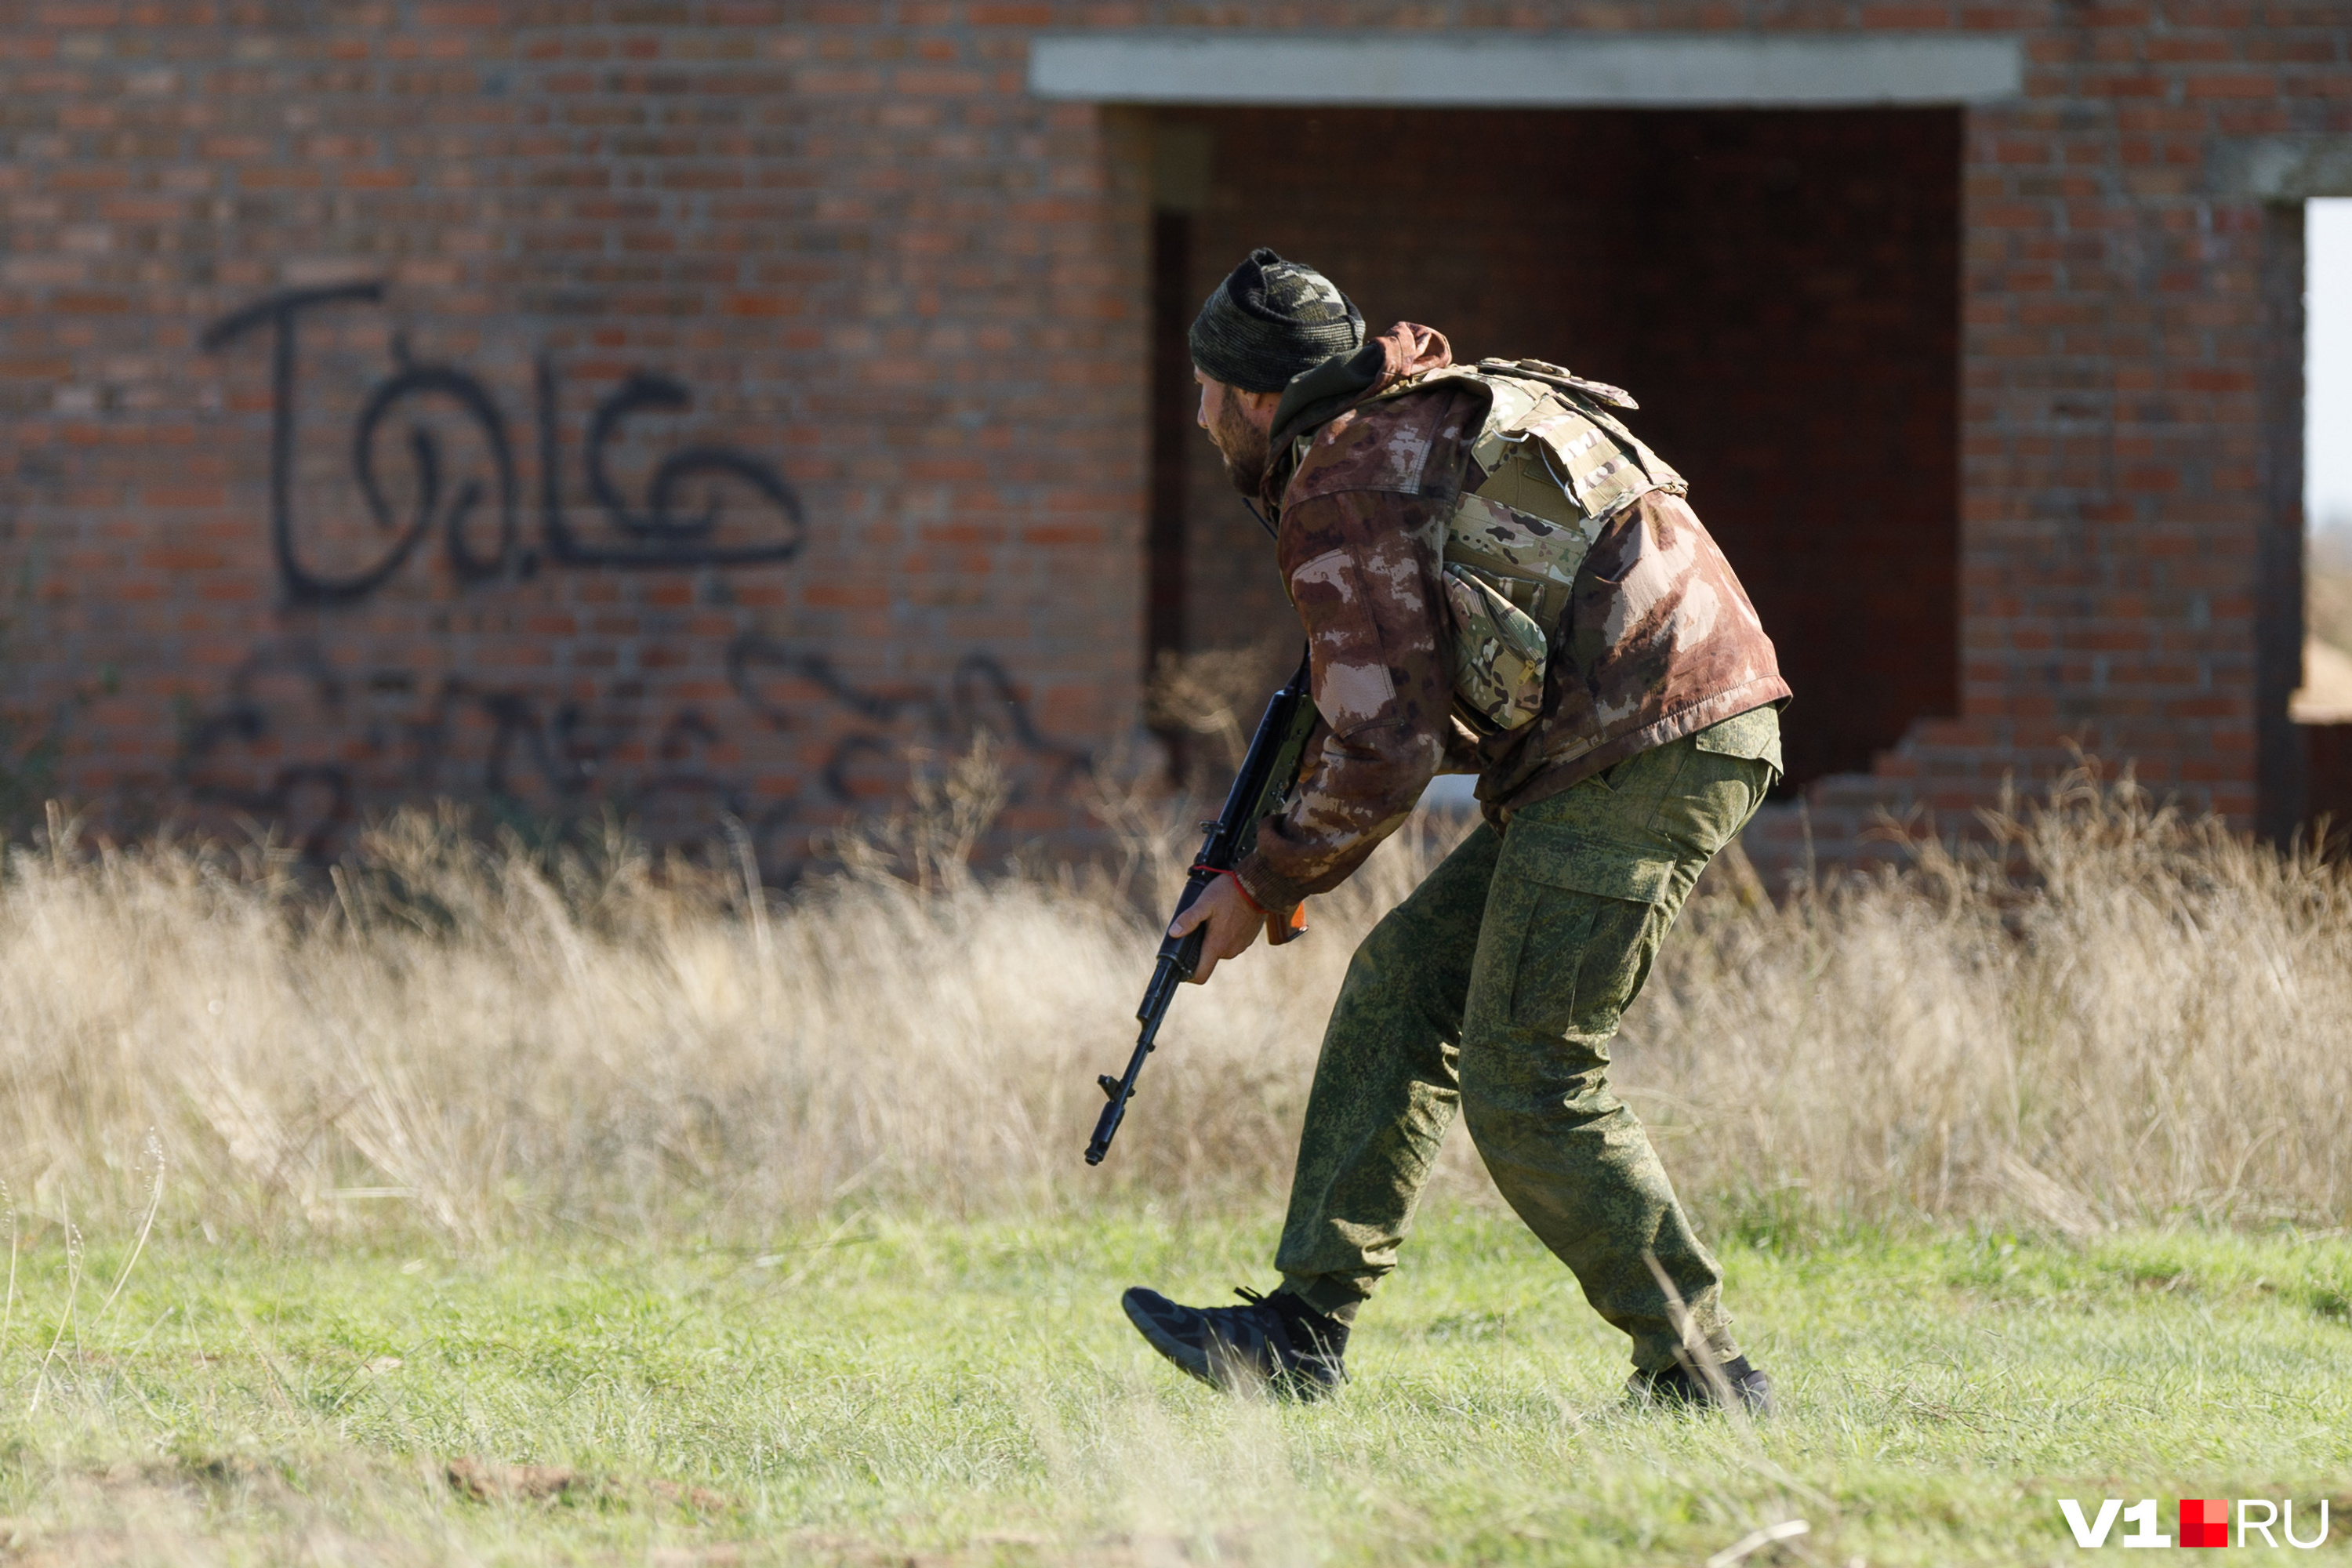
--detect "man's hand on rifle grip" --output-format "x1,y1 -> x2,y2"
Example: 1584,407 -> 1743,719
1167,872 -> 1266,985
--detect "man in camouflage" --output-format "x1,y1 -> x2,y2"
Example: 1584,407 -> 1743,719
1121,249 -> 1790,1412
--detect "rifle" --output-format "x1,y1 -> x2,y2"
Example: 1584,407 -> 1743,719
1086,652 -> 1319,1166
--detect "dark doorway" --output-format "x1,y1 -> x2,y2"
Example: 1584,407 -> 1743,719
1145,107 -> 1962,793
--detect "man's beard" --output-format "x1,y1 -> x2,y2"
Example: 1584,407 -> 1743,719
1211,397 -> 1272,496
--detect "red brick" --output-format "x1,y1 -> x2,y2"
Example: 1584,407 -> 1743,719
2184,71 -> 2281,97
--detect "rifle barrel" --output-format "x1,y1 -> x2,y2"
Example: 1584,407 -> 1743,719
1087,942 -> 1192,1165
1083,651 -> 1313,1166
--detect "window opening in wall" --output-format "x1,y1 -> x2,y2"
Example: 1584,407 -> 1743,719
1144,125 -> 1217,779
2296,198 -> 2352,833
2301,199 -> 2352,717
1142,106 -> 1962,797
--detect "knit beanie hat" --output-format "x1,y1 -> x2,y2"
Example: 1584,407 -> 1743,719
1189,247 -> 1366,394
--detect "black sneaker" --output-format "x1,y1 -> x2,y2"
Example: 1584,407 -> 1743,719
1628,1353 -> 1774,1416
1120,1286 -> 1348,1400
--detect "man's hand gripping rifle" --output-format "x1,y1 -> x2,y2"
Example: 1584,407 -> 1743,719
1084,652 -> 1319,1166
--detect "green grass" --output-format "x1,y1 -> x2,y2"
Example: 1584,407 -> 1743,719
2,1207 -> 2350,1564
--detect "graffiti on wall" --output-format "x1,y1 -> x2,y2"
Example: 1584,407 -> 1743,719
187,283 -> 1089,868
198,281 -> 807,603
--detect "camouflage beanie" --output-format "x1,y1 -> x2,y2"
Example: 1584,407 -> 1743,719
1189,248 -> 1365,394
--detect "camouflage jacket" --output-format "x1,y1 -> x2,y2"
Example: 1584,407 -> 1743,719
1232,323 -> 1790,915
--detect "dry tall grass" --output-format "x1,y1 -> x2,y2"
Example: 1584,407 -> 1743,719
2,763 -> 2348,1246
1635,771 -> 2352,1235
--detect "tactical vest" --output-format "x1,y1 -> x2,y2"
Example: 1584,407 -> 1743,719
1403,358 -> 1686,733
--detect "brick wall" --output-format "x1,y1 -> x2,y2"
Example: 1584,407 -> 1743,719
0,2 -> 1149,872
2,4 -> 2347,869
1861,0 -> 2339,848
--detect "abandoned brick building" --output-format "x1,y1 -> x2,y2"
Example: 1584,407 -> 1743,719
2,5 -> 2347,872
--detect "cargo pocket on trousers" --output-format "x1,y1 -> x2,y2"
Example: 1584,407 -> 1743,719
1498,818 -> 1679,1033
1690,704 -> 1784,794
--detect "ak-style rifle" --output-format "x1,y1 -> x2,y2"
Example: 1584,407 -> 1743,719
1084,652 -> 1319,1166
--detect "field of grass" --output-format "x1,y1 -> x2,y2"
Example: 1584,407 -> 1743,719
2,1207 -> 2349,1565
3,764 -> 2351,1562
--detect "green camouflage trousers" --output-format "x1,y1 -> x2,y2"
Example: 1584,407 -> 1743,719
1274,706 -> 1781,1374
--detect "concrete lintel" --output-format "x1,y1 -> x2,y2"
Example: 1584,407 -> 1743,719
1029,31 -> 2024,109
2209,137 -> 2352,201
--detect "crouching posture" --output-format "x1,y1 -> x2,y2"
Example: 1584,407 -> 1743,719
1123,249 -> 1791,1413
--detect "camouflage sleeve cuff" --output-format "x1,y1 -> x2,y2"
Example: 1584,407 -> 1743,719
1231,851 -> 1307,922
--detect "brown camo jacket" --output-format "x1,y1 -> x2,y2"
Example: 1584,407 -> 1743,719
1231,325 -> 1791,916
